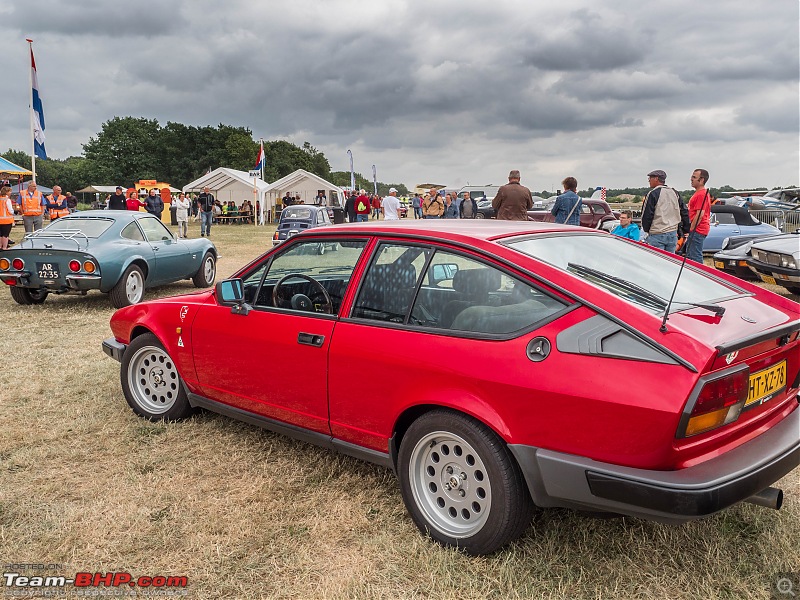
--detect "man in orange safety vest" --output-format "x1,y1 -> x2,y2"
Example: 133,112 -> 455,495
17,181 -> 46,232
46,185 -> 69,221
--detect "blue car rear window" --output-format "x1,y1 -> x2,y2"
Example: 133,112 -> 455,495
44,218 -> 114,238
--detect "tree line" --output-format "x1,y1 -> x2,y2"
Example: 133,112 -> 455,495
1,116 -> 407,196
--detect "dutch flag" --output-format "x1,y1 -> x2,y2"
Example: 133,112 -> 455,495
29,41 -> 47,160
254,141 -> 264,171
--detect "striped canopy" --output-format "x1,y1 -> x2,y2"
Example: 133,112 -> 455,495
0,156 -> 33,176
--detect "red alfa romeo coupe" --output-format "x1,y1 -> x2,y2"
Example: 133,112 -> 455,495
103,220 -> 800,555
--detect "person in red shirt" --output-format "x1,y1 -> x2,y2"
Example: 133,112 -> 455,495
126,189 -> 146,211
355,190 -> 371,222
685,168 -> 712,264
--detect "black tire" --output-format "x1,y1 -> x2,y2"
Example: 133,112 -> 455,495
475,212 -> 485,219
110,264 -> 145,308
120,333 -> 193,422
9,286 -> 48,305
397,409 -> 533,555
192,252 -> 216,288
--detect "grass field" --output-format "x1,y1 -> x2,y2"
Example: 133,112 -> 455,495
0,218 -> 798,599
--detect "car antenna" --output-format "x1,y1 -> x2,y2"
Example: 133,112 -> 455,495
660,231 -> 725,333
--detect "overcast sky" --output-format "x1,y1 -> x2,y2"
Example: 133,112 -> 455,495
1,0 -> 798,191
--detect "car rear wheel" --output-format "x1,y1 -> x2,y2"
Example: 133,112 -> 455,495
9,286 -> 48,305
110,265 -> 145,308
398,409 -> 533,555
475,212 -> 485,219
192,252 -> 216,287
120,333 -> 193,421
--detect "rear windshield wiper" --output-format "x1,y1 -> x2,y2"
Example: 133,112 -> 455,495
567,263 -> 725,317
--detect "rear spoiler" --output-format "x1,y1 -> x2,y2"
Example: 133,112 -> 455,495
716,321 -> 800,354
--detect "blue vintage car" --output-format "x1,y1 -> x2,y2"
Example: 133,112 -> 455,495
272,205 -> 334,252
703,205 -> 780,254
0,210 -> 217,307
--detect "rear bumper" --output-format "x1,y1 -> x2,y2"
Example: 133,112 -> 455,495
0,272 -> 102,292
102,337 -> 127,362
509,405 -> 800,523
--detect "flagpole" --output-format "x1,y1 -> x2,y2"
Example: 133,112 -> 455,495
26,39 -> 36,183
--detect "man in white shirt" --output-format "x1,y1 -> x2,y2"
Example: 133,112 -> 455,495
382,187 -> 401,220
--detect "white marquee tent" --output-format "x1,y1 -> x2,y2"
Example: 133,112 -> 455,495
184,167 -> 344,223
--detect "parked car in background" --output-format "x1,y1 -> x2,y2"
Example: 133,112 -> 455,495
397,199 -> 408,218
527,198 -> 620,231
712,232 -> 788,281
0,210 -> 216,308
703,205 -> 780,254
475,198 -> 495,219
104,220 -> 800,555
747,230 -> 800,295
273,205 -> 333,249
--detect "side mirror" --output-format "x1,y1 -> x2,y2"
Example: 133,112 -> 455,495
215,278 -> 250,315
431,263 -> 459,283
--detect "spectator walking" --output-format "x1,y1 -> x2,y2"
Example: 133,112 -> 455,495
46,186 -> 69,221
65,192 -> 78,213
382,187 -> 402,221
345,191 -> 358,223
17,181 -> 46,232
196,186 -> 215,236
0,186 -> 13,250
610,211 -> 641,240
411,193 -> 423,219
126,190 -> 145,211
443,193 -> 459,218
685,169 -> 712,264
371,194 -> 381,219
492,170 -> 533,220
459,192 -> 478,218
355,190 -> 371,222
551,177 -> 582,225
144,189 -> 164,220
108,186 -> 127,210
422,191 -> 444,218
641,170 -> 690,253
174,192 -> 191,238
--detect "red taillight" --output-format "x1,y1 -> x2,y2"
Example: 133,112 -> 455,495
69,260 -> 81,272
273,232 -> 279,240
681,366 -> 749,437
11,258 -> 24,270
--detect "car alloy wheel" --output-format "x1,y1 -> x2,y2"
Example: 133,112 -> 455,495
398,409 -> 533,555
120,333 -> 193,421
193,252 -> 216,287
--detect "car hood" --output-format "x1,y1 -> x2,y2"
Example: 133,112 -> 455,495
750,233 -> 800,257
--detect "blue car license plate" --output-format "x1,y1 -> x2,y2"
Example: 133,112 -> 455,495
36,262 -> 61,281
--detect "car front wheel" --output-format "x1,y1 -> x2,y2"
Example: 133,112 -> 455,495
120,333 -> 193,421
9,286 -> 49,305
398,409 -> 533,555
192,252 -> 216,287
475,212 -> 485,219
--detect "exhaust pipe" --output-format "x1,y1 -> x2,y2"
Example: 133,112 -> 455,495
744,487 -> 783,510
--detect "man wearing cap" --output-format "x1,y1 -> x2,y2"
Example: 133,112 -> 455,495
492,170 -> 533,221
382,187 -> 401,221
108,186 -> 127,210
641,170 -> 690,252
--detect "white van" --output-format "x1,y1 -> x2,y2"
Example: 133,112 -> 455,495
456,185 -> 500,201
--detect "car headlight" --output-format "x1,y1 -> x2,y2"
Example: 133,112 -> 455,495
721,237 -> 730,250
780,255 -> 797,269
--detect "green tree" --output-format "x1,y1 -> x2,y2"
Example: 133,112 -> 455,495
82,117 -> 161,185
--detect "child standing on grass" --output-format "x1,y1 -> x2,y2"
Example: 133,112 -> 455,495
0,186 -> 14,250
174,193 -> 191,238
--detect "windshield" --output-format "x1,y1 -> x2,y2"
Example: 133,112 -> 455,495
282,207 -> 313,220
506,234 -> 742,313
43,217 -> 113,238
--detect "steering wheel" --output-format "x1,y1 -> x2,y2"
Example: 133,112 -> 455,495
272,273 -> 333,314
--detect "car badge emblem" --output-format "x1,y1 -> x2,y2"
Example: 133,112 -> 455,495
740,315 -> 756,323
180,306 -> 188,321
725,351 -> 739,365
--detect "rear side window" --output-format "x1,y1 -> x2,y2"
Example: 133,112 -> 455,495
121,222 -> 145,241
411,251 -> 565,335
352,244 -> 427,322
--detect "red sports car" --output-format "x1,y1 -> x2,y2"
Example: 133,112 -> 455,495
103,220 -> 800,555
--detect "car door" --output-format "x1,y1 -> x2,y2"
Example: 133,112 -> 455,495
190,238 -> 369,435
137,216 -> 191,284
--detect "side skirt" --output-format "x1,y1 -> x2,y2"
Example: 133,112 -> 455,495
187,392 -> 393,469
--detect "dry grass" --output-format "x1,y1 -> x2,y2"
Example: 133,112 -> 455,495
0,219 -> 798,599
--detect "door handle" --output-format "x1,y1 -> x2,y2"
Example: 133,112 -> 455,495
297,332 -> 325,347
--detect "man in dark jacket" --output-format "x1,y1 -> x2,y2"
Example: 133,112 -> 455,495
345,191 -> 358,223
196,187 -> 215,237
492,170 -> 533,220
459,192 -> 478,218
108,186 -> 127,210
144,189 -> 164,220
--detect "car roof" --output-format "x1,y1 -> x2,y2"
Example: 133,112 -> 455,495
301,219 -> 584,242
